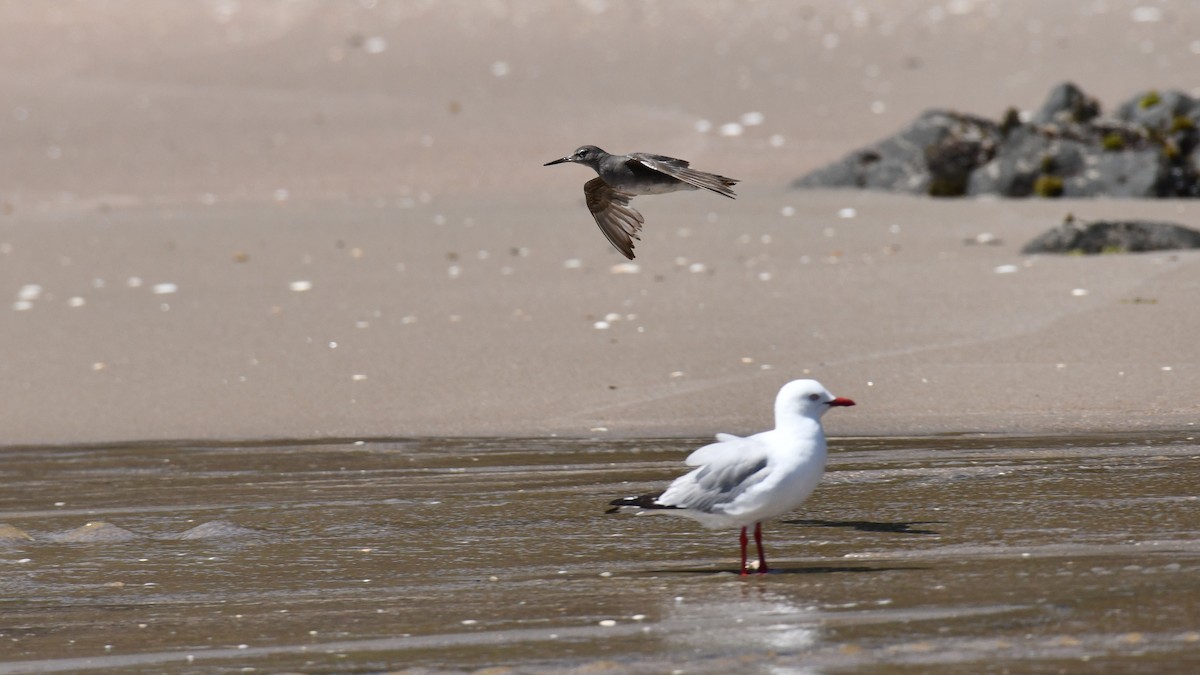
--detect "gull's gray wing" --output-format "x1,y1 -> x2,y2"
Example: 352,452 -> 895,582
658,454 -> 771,514
584,177 -> 644,260
627,153 -> 739,198
658,435 -> 772,513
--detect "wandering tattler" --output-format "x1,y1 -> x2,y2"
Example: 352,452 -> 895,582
544,145 -> 738,259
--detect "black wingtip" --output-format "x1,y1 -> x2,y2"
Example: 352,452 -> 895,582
606,493 -> 681,512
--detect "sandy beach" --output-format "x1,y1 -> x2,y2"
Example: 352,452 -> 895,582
2,1 -> 1198,446
4,6 -> 1200,673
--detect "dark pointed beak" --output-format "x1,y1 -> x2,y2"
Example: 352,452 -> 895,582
827,397 -> 856,407
544,156 -> 572,166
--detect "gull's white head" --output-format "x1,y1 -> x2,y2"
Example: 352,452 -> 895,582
776,379 -> 856,422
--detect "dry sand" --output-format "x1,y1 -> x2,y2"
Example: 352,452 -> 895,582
1,1 -> 1197,446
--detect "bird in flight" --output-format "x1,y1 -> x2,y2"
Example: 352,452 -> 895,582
544,145 -> 738,259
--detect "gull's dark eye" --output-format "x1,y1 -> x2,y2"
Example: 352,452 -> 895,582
808,393 -> 821,401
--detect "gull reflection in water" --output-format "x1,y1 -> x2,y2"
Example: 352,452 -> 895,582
664,586 -> 821,658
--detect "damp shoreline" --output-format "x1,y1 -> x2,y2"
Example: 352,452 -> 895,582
2,432 -> 1198,672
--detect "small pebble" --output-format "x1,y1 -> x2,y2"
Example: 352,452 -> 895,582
740,111 -> 764,126
363,36 -> 388,54
1131,6 -> 1162,22
719,122 -> 744,137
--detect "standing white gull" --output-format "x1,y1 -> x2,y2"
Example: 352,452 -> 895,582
607,379 -> 855,575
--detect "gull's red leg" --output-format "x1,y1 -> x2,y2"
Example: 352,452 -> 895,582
739,526 -> 749,576
754,522 -> 770,574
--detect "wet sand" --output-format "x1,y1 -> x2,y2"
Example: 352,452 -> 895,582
2,434 -> 1200,673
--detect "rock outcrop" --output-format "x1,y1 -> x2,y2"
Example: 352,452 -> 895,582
794,82 -> 1200,199
1021,215 -> 1200,254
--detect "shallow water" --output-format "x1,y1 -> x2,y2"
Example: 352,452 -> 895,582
1,433 -> 1199,673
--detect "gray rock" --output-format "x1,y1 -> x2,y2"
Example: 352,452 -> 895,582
1062,147 -> 1166,197
1021,216 -> 1200,254
794,82 -> 1200,199
1114,89 -> 1200,130
967,126 -> 1058,197
792,109 -> 998,195
1163,152 -> 1200,198
1032,82 -> 1100,126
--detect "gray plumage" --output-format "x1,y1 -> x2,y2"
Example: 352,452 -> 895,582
669,457 -> 770,513
606,379 -> 856,531
544,145 -> 739,259
606,380 -> 856,575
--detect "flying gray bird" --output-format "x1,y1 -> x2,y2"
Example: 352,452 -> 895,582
544,145 -> 739,259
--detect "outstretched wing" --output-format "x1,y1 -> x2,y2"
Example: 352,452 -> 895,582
584,177 -> 644,260
633,153 -> 692,169
628,153 -> 739,199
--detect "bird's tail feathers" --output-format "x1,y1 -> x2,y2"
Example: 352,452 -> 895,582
605,493 -> 683,514
675,167 -> 739,199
